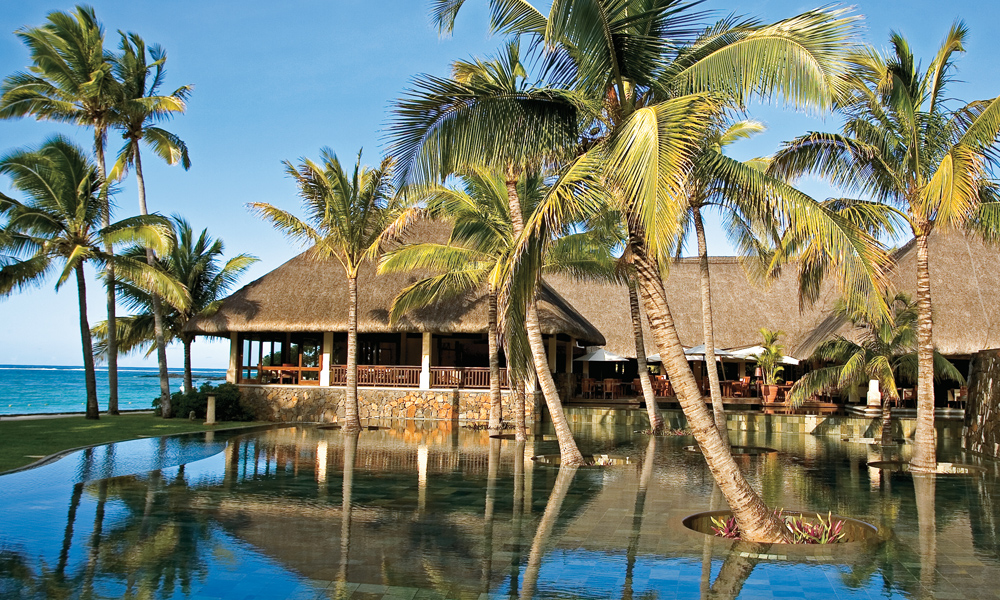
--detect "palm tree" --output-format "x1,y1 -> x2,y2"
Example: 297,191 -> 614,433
0,136 -> 184,419
379,167 -> 545,438
94,217 -> 258,399
430,1 -> 883,542
769,23 -> 1000,472
107,32 -> 192,411
788,293 -> 963,445
0,5 -> 126,413
388,41 -> 590,465
249,150 -> 419,431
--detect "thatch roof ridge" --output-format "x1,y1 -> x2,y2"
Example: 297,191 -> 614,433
186,219 -> 605,344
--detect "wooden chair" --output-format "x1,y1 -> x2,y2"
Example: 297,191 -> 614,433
581,378 -> 596,399
632,378 -> 643,395
603,378 -> 620,400
732,376 -> 751,397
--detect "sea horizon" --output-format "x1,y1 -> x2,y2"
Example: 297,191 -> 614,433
0,364 -> 228,416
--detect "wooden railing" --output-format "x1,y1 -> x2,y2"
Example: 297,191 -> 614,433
330,365 -> 422,387
257,365 -> 322,386
431,367 -> 508,389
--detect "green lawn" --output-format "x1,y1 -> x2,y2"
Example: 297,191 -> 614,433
0,413 -> 269,473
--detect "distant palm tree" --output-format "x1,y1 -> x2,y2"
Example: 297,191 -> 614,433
249,150 -> 419,431
109,31 -> 192,411
0,6 -> 127,413
0,136 -> 183,419
770,24 -> 1000,471
94,217 -> 258,398
788,293 -> 963,445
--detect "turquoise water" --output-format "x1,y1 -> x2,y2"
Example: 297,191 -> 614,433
1,416 -> 998,599
0,364 -> 227,415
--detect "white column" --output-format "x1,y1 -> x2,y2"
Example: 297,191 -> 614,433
547,335 -> 557,372
565,338 -> 575,374
320,332 -> 333,386
227,332 -> 239,383
419,332 -> 432,390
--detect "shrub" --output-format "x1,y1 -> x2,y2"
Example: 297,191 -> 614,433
151,382 -> 254,421
709,511 -> 847,544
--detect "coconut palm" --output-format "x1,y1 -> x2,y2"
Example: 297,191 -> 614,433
0,136 -> 184,419
388,41 -> 591,465
249,150 -> 419,432
107,32 -> 192,411
788,293 -> 963,445
93,217 -> 258,397
0,5 -> 127,413
428,1 -> 888,542
769,23 -> 1000,472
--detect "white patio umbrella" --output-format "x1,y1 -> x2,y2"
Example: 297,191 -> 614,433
574,349 -> 629,362
647,345 -> 735,363
727,345 -> 801,365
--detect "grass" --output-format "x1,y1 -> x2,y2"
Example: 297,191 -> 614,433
0,413 -> 269,473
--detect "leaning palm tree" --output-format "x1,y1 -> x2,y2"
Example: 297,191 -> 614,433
769,23 -> 1000,472
429,1 -> 886,542
788,293 -> 963,446
0,5 -> 126,412
388,41 -> 591,465
94,217 -> 258,396
249,150 -> 419,431
0,136 -> 184,419
108,32 -> 192,411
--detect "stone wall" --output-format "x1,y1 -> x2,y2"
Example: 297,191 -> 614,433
964,348 -> 1000,458
239,384 -> 535,424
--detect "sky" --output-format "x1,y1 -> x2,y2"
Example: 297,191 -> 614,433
1,0 -> 998,369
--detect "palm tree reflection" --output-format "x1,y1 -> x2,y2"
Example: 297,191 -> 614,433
521,464 -> 578,599
622,436 -> 658,600
334,430 -> 360,598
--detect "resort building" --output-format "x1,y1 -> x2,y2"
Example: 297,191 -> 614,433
187,223 -> 999,421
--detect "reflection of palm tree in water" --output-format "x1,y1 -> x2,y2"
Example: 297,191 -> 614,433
622,436 -> 658,600
700,485 -> 723,598
482,437 -> 501,592
508,440 -> 526,598
705,541 -> 771,600
335,430 -> 361,598
914,474 -> 937,598
521,464 -> 578,600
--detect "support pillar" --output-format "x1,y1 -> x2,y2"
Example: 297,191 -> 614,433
320,332 -> 333,386
547,335 -> 557,373
565,338 -> 574,373
227,332 -> 238,383
420,332 -> 432,390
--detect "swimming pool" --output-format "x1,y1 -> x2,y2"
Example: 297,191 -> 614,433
1,415 -> 997,599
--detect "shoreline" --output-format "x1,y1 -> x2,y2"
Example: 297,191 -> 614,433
0,409 -> 156,421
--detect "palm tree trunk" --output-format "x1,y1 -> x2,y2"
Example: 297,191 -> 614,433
183,335 -> 194,396
693,204 -> 728,448
628,276 -> 663,432
631,239 -> 788,543
910,230 -> 937,472
505,169 -> 584,466
134,150 -> 172,415
344,274 -> 362,431
488,288 -> 502,431
514,377 -> 527,441
94,129 -> 118,415
76,263 -> 100,420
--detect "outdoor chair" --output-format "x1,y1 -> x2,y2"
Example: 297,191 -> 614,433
633,378 -> 642,395
603,378 -> 619,400
581,378 -> 596,399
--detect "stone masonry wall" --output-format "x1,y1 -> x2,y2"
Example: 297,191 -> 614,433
239,384 -> 535,424
965,349 -> 1000,458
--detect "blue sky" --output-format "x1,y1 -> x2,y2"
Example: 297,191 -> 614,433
1,0 -> 998,369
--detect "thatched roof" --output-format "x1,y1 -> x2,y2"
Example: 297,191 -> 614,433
547,229 -> 1000,360
186,220 -> 605,345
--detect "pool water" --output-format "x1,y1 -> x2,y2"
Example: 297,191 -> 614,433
1,414 -> 998,599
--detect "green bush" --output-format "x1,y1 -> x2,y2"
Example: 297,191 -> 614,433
152,382 -> 254,421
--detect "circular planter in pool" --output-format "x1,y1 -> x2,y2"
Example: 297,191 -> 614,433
531,453 -> 632,467
682,510 -> 881,557
489,433 -> 518,440
683,445 -> 779,458
867,460 -> 985,475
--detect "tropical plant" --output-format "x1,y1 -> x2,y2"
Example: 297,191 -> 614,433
0,136 -> 183,419
788,293 -> 963,445
388,41 -> 592,464
94,217 -> 258,398
249,150 -> 419,431
769,23 -> 1000,472
106,32 -> 192,411
751,328 -> 785,386
0,5 -> 127,412
422,0 -> 886,542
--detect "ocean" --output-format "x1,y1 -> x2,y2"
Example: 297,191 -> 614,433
0,365 -> 228,416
